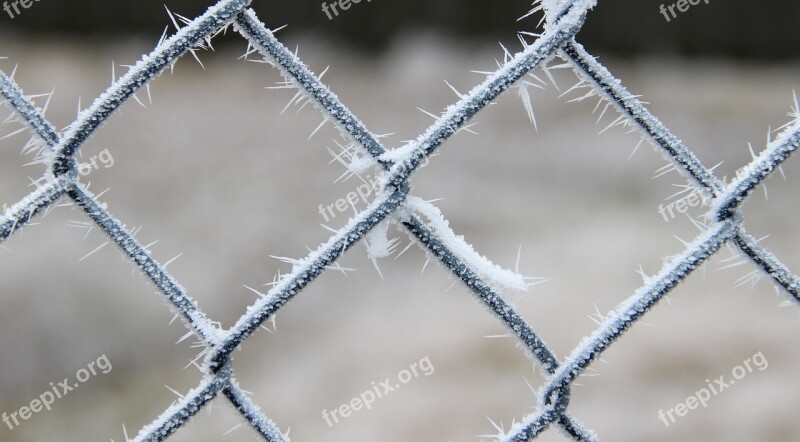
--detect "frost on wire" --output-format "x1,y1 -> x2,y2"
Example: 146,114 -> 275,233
1,0 -> 798,440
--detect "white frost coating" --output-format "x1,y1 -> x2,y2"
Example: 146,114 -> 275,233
500,410 -> 598,442
71,184 -> 226,343
0,178 -> 69,239
234,9 -> 384,166
365,220 -> 398,261
132,373 -> 223,442
378,143 -> 417,164
344,152 -> 376,176
504,221 -> 737,440
54,0 -> 250,162
713,118 -> 800,215
561,38 -> 800,302
523,0 -> 596,26
541,219 -> 734,397
0,71 -> 59,164
2,179 -> 64,218
9,0 -> 797,440
542,0 -> 568,21
559,40 -> 722,197
516,80 -> 541,131
226,380 -> 291,442
388,0 -> 595,183
405,196 -> 528,292
221,181 -> 405,352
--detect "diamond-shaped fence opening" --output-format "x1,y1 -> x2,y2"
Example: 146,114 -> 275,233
1,0 -> 799,440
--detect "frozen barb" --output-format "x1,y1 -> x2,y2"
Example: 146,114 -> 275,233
405,196 -> 527,292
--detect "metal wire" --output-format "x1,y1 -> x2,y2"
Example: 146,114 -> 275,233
1,0 -> 797,440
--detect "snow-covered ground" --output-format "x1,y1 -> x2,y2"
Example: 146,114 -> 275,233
0,34 -> 798,441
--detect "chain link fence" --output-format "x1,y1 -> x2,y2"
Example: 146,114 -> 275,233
1,0 -> 798,440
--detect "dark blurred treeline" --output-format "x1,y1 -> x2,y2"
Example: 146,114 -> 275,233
1,0 -> 799,59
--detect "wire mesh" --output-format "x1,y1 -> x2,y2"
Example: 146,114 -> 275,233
1,0 -> 798,440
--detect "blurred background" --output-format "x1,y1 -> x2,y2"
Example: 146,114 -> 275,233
1,1 -> 799,441
2,0 -> 800,57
